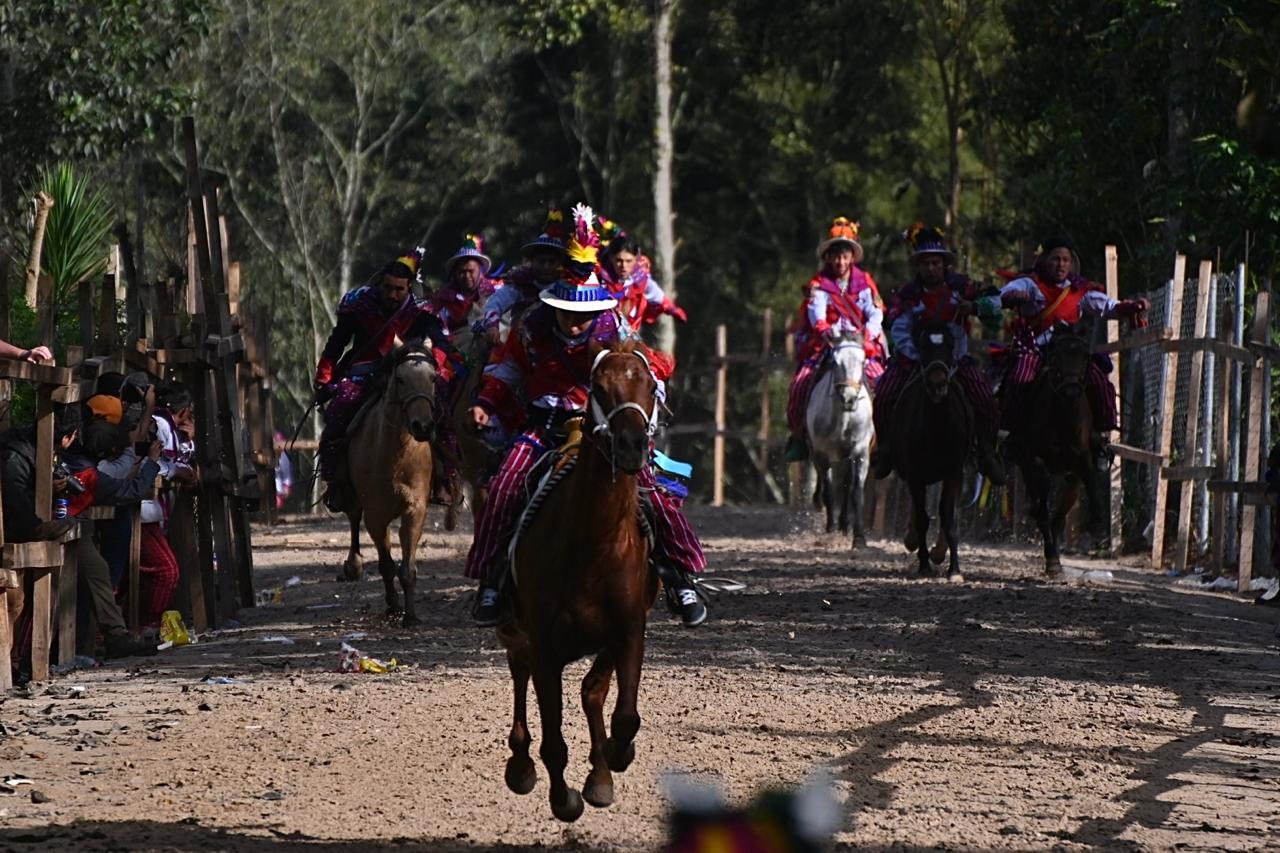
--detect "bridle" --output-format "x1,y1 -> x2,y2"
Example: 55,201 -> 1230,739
828,339 -> 866,408
1043,334 -> 1090,396
588,348 -> 660,475
389,348 -> 438,430
912,330 -> 957,402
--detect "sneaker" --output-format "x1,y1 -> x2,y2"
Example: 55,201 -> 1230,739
473,586 -> 501,627
104,631 -> 158,659
672,586 -> 707,628
784,435 -> 808,463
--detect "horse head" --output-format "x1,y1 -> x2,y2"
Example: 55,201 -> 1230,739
385,338 -> 438,442
912,322 -> 956,403
588,341 -> 659,475
828,332 -> 867,412
1042,322 -> 1092,401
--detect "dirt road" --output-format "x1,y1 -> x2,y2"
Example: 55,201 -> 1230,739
2,507 -> 1278,851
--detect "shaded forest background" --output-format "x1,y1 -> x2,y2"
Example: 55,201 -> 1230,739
1,0 -> 1278,501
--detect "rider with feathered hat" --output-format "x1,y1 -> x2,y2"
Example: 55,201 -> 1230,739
313,249 -> 452,512
785,216 -> 887,463
479,207 -> 568,343
465,204 -> 707,629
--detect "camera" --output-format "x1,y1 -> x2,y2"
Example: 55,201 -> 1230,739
53,461 -> 87,495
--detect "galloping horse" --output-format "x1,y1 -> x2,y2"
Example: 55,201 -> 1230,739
888,323 -> 973,580
341,340 -> 438,626
805,333 -> 874,546
498,341 -> 659,822
1013,322 -> 1098,575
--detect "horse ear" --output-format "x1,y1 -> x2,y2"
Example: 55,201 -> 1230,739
391,334 -> 405,350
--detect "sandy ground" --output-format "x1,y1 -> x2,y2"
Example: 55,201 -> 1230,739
2,506 -> 1279,852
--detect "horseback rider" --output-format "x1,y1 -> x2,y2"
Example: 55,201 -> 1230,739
994,235 -> 1147,463
465,204 -> 708,629
480,206 -> 567,345
429,234 -> 501,505
314,250 -> 453,512
785,216 -> 887,463
596,214 -> 688,333
431,233 -> 500,338
871,224 -> 1006,484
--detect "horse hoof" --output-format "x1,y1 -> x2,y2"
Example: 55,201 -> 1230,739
551,788 -> 584,823
930,547 -> 948,564
904,532 -> 919,552
1045,564 -> 1064,579
402,613 -> 421,628
505,756 -> 537,795
947,572 -> 965,584
444,504 -> 457,532
583,775 -> 614,808
917,563 -> 936,578
604,738 -> 635,773
339,562 -> 362,583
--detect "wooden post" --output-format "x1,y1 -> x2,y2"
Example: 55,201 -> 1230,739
1105,246 -> 1123,554
1213,302 -> 1234,575
713,324 -> 727,507
23,192 -> 54,307
1171,261 -> 1213,573
78,275 -> 95,350
31,387 -> 54,679
1151,255 -> 1187,570
1238,291 -> 1270,591
97,266 -> 117,356
57,538 -> 78,665
127,496 -> 143,629
757,308 -> 772,503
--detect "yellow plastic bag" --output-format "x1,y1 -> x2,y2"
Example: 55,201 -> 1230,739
358,655 -> 400,674
159,610 -> 191,646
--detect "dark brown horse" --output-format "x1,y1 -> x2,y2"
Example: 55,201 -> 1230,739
1013,323 -> 1098,575
887,323 -> 973,580
497,341 -> 659,822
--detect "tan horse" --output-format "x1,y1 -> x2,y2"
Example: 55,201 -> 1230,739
342,341 -> 438,626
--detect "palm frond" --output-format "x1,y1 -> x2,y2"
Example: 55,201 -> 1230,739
24,163 -> 114,309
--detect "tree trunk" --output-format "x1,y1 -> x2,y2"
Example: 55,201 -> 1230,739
24,192 -> 54,307
652,0 -> 678,355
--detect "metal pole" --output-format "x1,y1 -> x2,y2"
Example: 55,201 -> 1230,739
1227,262 -> 1245,565
1198,274 -> 1216,555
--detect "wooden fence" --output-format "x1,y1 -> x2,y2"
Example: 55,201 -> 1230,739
1,116 -> 275,682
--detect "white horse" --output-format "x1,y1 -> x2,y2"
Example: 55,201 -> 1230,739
806,333 -> 874,547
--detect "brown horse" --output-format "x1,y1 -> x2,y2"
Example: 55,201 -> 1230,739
1013,323 -> 1098,575
341,340 -> 438,626
498,341 -> 659,822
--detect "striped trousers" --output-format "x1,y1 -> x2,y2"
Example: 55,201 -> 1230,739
873,356 -> 998,436
1002,349 -> 1117,431
138,523 -> 180,628
786,351 -> 886,435
465,428 -> 706,583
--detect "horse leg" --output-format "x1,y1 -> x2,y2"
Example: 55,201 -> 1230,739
930,526 -> 949,565
837,454 -> 852,535
1054,472 -> 1082,561
397,505 -> 426,627
819,462 -> 835,533
581,651 -> 616,808
504,646 -> 537,795
531,661 -> 583,822
848,453 -> 866,548
941,476 -> 963,582
604,629 -> 644,774
367,520 -> 400,615
1023,462 -> 1060,576
909,479 -> 933,576
340,508 -> 364,582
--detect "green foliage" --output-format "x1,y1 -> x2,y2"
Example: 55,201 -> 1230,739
0,0 -> 211,162
25,163 -> 113,307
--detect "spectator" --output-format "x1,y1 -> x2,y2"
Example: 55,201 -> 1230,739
86,382 -> 155,590
274,431 -> 293,510
131,382 -> 198,627
0,340 -> 54,365
56,407 -> 164,658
